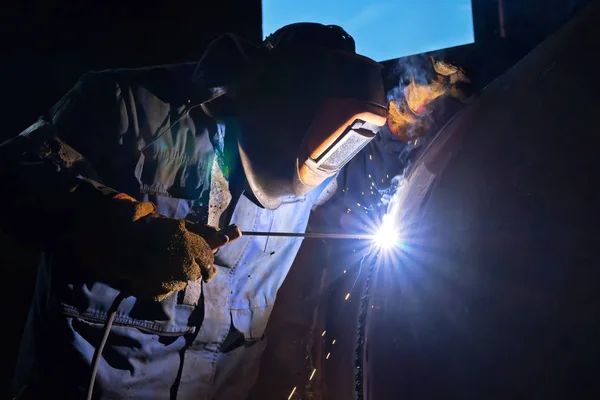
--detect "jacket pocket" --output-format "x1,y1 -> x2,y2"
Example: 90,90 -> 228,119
60,314 -> 190,398
230,305 -> 272,341
60,282 -> 197,336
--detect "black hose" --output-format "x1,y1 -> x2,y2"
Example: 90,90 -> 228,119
86,292 -> 128,400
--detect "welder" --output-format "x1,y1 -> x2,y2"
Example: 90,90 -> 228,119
0,23 -> 389,399
0,21 -> 469,399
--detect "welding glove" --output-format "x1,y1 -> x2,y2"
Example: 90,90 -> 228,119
75,193 -> 225,301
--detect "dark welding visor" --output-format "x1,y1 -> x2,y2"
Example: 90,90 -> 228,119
296,98 -> 387,189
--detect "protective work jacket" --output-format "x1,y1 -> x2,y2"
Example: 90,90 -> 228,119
1,57 -> 327,399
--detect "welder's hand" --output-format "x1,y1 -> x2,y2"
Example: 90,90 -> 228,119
75,194 -> 237,301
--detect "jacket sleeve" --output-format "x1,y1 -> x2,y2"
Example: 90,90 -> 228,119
0,72 -> 124,248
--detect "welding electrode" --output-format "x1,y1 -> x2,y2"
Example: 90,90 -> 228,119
217,223 -> 375,240
219,224 -> 375,240
240,231 -> 375,240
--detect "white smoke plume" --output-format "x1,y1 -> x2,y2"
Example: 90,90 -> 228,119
383,54 -> 470,218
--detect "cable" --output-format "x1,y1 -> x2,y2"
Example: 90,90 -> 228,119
86,292 -> 128,400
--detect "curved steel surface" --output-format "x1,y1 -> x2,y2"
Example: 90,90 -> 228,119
365,1 -> 600,398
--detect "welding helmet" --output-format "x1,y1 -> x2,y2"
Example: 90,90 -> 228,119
229,23 -> 387,209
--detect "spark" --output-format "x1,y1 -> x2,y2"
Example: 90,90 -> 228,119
332,339 -> 336,344
343,270 -> 347,274
326,352 -> 331,359
357,203 -> 361,206
309,369 -> 317,380
345,293 -> 350,300
369,154 -> 372,160
288,387 -> 297,399
368,174 -> 372,178
322,330 -> 326,336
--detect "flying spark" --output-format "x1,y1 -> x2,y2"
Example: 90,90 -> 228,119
345,293 -> 350,300
309,369 -> 316,380
288,387 -> 297,399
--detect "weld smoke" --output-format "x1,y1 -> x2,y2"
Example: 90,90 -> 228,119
380,54 -> 436,217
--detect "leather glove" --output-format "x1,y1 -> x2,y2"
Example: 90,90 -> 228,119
76,193 -> 229,301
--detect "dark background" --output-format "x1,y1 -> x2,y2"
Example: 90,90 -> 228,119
0,0 -> 592,398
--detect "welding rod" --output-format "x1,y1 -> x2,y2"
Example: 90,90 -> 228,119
240,231 -> 376,240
